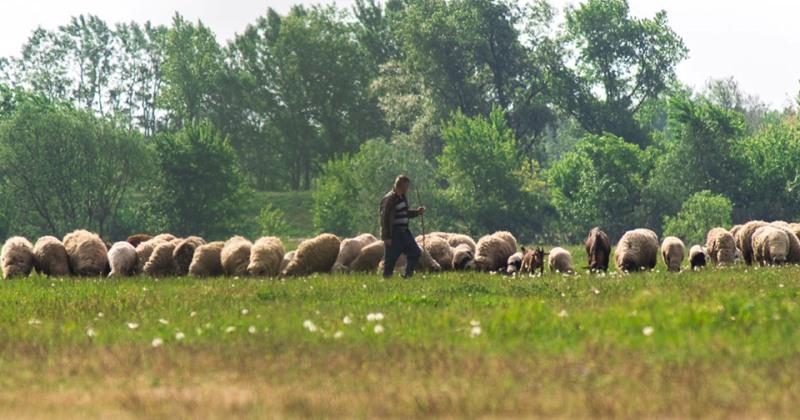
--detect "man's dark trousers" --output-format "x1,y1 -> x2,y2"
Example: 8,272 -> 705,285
383,226 -> 421,278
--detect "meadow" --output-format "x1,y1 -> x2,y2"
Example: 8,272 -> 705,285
1,244 -> 799,419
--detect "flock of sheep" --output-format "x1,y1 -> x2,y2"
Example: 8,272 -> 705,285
0,220 -> 798,280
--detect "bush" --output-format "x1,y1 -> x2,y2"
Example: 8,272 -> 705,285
257,204 -> 291,237
662,190 -> 733,246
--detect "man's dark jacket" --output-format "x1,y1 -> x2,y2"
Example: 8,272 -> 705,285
379,190 -> 420,241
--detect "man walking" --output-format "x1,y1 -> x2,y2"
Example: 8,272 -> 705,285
380,175 -> 426,278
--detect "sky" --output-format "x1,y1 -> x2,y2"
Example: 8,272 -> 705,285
1,0 -> 798,108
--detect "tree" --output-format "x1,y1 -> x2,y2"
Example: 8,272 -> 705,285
557,0 -> 688,146
160,14 -> 225,128
148,121 -> 246,239
663,191 -> 732,246
437,107 -> 550,239
0,95 -> 150,237
548,133 -> 647,241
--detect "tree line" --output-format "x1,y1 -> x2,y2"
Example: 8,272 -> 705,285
0,0 -> 796,242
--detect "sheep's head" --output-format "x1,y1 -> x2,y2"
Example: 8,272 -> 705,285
521,247 -> 545,275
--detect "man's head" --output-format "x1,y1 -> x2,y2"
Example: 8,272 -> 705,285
394,175 -> 411,195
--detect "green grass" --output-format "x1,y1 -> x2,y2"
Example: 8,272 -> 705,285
1,262 -> 800,418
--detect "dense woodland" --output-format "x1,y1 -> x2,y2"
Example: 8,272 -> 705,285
0,0 -> 796,243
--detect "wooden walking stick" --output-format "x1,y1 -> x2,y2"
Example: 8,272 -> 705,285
415,182 -> 426,249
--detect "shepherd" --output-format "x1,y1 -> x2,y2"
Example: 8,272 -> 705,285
380,175 -> 426,278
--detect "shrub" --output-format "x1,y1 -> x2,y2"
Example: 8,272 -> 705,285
257,204 -> 291,238
662,190 -> 733,246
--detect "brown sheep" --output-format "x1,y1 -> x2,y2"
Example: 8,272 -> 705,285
188,241 -> 225,277
585,227 -> 611,272
615,229 -> 659,272
63,229 -> 108,276
661,236 -> 686,272
520,247 -> 545,276
735,221 -> 768,265
32,236 -> 70,276
173,236 -> 206,276
706,228 -> 736,266
1,236 -> 35,279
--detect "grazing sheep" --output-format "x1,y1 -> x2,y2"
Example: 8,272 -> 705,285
63,229 -> 108,276
585,227 -> 611,272
332,234 -> 377,273
143,241 -> 179,277
282,233 -> 341,277
689,245 -> 708,270
474,232 -> 517,272
173,236 -> 206,276
247,236 -> 285,277
661,236 -> 686,272
126,234 -> 152,248
548,247 -> 575,274
222,236 -> 253,277
280,250 -> 296,273
520,247 -> 545,275
447,234 -> 476,252
706,228 -> 737,267
108,241 -> 137,277
729,224 -> 743,239
1,236 -> 34,279
419,236 -> 454,270
451,243 -> 475,270
769,222 -> 800,263
427,232 -> 452,240
135,238 -> 165,275
152,233 -> 177,242
615,229 -> 659,272
32,236 -> 69,276
735,221 -> 768,265
380,248 -> 441,273
506,252 -> 523,274
188,241 -> 225,277
789,223 -> 800,241
752,226 -> 789,266
349,242 -> 385,273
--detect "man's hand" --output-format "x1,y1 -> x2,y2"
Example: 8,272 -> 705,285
417,206 -> 426,216
384,239 -> 392,247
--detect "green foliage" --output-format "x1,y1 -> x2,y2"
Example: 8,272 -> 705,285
662,190 -> 733,245
548,133 -> 647,241
147,121 -> 246,239
558,0 -> 688,145
734,118 -> 800,221
437,107 -> 550,239
0,99 -> 151,237
256,204 -> 291,238
312,139 -> 439,237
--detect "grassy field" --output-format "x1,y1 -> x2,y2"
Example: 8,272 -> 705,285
2,250 -> 800,419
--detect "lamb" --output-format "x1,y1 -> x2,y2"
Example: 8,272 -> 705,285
735,221 -> 768,265
143,241 -> 178,277
506,251 -> 523,274
447,234 -> 476,252
474,232 -> 517,272
221,236 -> 253,276
769,222 -> 800,264
126,234 -> 153,248
1,236 -> 34,279
247,236 -> 285,277
615,228 -> 659,272
107,241 -> 137,277
135,238 -> 165,275
585,227 -> 611,272
280,250 -> 297,273
173,236 -> 206,276
63,229 -> 108,276
452,243 -> 475,270
349,242 -> 385,273
188,241 -> 225,277
419,236 -> 454,270
332,233 -> 377,273
282,233 -> 341,277
32,236 -> 70,276
548,247 -> 575,274
706,227 -> 737,266
689,245 -> 708,270
752,226 -> 789,266
661,236 -> 685,272
520,247 -> 545,275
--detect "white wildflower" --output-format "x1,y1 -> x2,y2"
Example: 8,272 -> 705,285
558,309 -> 569,318
225,326 -> 236,333
241,308 -> 249,315
366,312 -> 384,322
175,331 -> 185,341
642,326 -> 654,336
86,328 -> 96,337
97,312 -> 104,318
373,324 -> 384,334
343,315 -> 353,325
470,326 -> 482,337
151,337 -> 163,348
28,318 -> 42,326
303,320 -> 318,333
190,311 -> 197,317
127,322 -> 139,330
470,319 -> 480,327
248,326 -> 257,334
158,318 -> 169,325
334,331 -> 344,339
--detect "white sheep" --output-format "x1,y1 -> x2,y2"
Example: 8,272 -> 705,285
32,236 -> 70,276
1,236 -> 34,279
108,241 -> 137,277
63,229 -> 108,276
248,236 -> 285,277
615,228 -> 659,272
282,233 -> 341,277
661,236 -> 685,272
